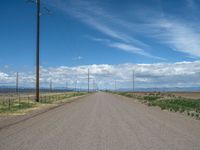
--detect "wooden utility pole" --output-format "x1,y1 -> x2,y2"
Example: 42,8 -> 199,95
36,0 -> 40,102
93,79 -> 95,92
16,72 -> 19,94
115,80 -> 116,92
88,69 -> 90,93
50,80 -> 52,92
66,81 -> 68,91
132,70 -> 135,93
74,80 -> 77,92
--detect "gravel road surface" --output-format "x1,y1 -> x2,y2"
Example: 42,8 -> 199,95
0,92 -> 200,150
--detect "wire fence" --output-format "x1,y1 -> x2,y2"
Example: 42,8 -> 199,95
0,88 -> 86,113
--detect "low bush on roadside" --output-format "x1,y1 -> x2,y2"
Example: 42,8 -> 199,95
119,92 -> 133,98
148,98 -> 200,119
143,95 -> 161,102
152,98 -> 200,111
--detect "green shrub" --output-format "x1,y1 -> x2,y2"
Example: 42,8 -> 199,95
115,92 -> 200,119
195,113 -> 199,118
143,95 -> 160,101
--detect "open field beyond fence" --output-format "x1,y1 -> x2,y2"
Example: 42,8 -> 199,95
114,91 -> 200,119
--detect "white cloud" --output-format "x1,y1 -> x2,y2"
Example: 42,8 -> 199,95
0,72 -> 9,79
1,61 -> 200,89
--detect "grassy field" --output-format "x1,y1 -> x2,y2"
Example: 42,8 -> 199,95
114,92 -> 200,119
0,92 -> 87,114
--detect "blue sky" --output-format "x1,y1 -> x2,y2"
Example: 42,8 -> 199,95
0,0 -> 200,89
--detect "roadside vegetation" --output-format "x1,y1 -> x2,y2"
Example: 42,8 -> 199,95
0,92 -> 87,114
114,92 -> 200,119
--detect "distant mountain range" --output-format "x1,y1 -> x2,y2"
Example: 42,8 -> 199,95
0,86 -> 200,92
116,87 -> 200,92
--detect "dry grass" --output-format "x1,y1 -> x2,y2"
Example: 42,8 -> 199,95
0,92 -> 87,115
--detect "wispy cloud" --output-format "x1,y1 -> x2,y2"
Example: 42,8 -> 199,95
151,19 -> 200,57
52,1 -> 131,42
49,0 -> 163,60
88,36 -> 165,60
109,42 -> 166,60
48,0 -> 200,60
73,56 -> 83,61
122,1 -> 200,58
185,0 -> 196,8
4,65 -> 10,69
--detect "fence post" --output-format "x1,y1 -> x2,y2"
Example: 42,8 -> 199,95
18,95 -> 20,108
28,96 -> 30,106
8,98 -> 11,110
3,97 -> 5,106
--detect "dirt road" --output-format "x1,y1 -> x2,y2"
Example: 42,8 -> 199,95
0,92 -> 200,150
